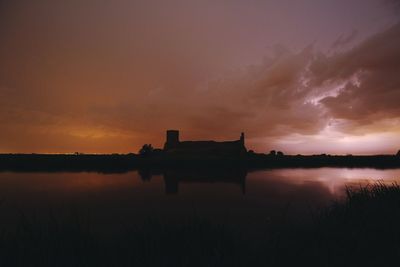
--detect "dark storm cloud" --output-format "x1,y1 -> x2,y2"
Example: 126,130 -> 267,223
185,22 -> 400,148
187,46 -> 327,139
331,30 -> 358,49
0,0 -> 399,153
315,23 -> 400,128
384,0 -> 400,10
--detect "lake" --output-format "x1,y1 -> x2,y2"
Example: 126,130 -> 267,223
1,168 -> 400,235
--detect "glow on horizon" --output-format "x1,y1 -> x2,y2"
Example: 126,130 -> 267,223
269,131 -> 400,155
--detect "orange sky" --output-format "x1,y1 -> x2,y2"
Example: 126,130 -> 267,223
1,0 -> 400,155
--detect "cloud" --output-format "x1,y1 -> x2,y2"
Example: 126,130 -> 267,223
331,30 -> 358,49
1,0 -> 400,153
314,22 -> 400,127
2,21 -> 400,153
191,45 -> 327,139
384,0 -> 400,10
182,22 -> 400,152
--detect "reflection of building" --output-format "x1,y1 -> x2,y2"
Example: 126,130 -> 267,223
163,130 -> 247,157
163,169 -> 247,195
137,168 -> 247,194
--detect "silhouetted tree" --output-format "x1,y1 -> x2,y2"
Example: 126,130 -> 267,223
397,150 -> 400,157
139,144 -> 154,156
269,150 -> 276,156
277,151 -> 284,156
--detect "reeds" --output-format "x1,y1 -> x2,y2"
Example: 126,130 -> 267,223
0,183 -> 399,266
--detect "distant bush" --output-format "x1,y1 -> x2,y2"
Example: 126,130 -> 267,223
139,144 -> 154,156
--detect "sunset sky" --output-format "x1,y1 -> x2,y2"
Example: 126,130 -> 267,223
1,0 -> 400,154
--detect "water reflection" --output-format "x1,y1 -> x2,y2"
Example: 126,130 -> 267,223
255,168 -> 400,196
0,168 -> 399,231
138,169 -> 247,194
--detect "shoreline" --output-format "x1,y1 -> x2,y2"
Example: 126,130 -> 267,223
1,153 -> 400,173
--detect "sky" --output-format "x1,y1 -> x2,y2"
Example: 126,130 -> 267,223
1,0 -> 400,154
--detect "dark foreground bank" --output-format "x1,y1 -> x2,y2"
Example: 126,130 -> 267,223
1,153 -> 400,172
0,183 -> 399,267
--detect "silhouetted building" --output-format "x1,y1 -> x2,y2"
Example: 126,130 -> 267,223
163,130 -> 247,157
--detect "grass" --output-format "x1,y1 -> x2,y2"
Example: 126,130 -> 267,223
1,183 -> 400,266
308,183 -> 400,267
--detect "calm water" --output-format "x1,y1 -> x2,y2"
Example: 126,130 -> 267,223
1,168 -> 400,233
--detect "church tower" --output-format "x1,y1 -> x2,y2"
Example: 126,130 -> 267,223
164,130 -> 180,150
